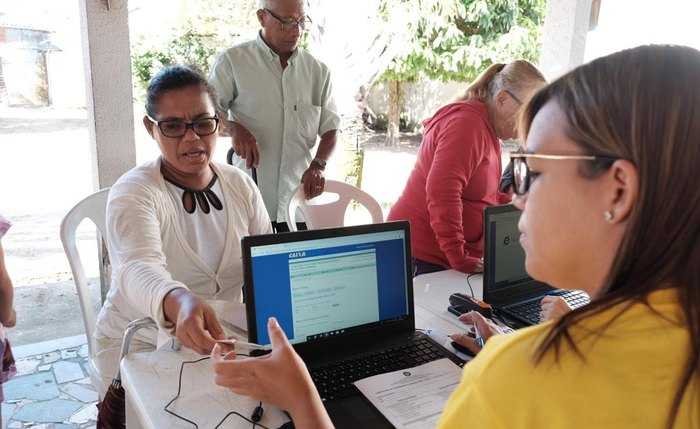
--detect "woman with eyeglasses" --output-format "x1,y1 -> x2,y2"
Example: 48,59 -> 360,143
93,65 -> 271,398
386,60 -> 546,276
211,45 -> 700,428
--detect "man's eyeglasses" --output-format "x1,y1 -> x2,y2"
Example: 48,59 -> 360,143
147,116 -> 219,138
504,89 -> 523,106
510,152 -> 619,195
264,8 -> 312,31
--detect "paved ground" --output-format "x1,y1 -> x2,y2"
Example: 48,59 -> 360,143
2,336 -> 98,429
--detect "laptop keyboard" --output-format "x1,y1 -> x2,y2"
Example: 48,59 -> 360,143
505,290 -> 590,325
309,338 -> 447,402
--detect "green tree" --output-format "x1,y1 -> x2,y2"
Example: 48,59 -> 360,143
131,30 -> 219,101
378,0 -> 546,145
129,0 -> 258,102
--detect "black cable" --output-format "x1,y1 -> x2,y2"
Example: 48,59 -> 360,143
213,410 -> 271,429
163,356 -> 210,428
163,355 -> 272,429
466,272 -> 478,297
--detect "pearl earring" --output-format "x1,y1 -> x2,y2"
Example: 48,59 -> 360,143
604,210 -> 614,221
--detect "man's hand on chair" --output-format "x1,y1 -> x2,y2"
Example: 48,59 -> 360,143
227,121 -> 259,169
302,163 -> 326,200
163,288 -> 227,354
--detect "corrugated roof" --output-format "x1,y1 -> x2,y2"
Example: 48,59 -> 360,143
0,22 -> 51,33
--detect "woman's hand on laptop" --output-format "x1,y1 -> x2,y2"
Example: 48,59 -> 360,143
539,296 -> 573,322
451,311 -> 504,355
211,317 -> 334,429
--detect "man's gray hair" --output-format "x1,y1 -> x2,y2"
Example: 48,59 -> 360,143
259,0 -> 307,11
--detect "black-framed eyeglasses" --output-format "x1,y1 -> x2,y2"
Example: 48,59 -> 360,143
263,8 -> 312,31
504,89 -> 523,106
510,152 -> 619,195
147,116 -> 219,138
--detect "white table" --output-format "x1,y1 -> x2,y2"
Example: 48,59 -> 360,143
121,271 -> 477,429
122,301 -> 290,429
122,345 -> 290,429
413,269 -> 482,331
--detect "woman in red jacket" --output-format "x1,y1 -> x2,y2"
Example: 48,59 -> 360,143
387,60 -> 546,275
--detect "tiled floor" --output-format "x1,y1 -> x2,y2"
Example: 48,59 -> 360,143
2,335 -> 97,429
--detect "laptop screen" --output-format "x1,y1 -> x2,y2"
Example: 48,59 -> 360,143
484,205 -> 530,291
242,221 -> 413,347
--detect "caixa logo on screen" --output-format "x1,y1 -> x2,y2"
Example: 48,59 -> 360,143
289,251 -> 306,258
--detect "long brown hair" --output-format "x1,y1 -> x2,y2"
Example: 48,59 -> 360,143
453,60 -> 545,103
520,45 -> 700,427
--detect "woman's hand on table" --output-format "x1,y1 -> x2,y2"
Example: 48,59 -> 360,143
163,288 -> 227,354
211,317 -> 333,429
450,311 -> 504,355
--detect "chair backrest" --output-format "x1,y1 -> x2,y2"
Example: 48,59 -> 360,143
285,180 -> 384,231
60,188 -> 110,359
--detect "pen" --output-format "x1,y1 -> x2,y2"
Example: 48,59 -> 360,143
473,323 -> 485,349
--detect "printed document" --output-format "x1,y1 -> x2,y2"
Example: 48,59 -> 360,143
354,358 -> 462,429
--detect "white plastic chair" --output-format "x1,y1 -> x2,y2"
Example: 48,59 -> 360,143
285,179 -> 384,231
59,188 -> 110,396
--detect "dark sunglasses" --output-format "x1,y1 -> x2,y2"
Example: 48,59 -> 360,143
510,152 -> 619,195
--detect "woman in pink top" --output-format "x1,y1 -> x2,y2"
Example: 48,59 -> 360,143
387,60 -> 546,275
0,215 -> 17,420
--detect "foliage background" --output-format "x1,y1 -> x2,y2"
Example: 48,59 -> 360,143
379,0 -> 545,84
129,0 -> 259,101
129,0 -> 545,104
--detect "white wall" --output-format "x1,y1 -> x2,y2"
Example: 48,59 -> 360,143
366,78 -> 465,129
584,0 -> 700,61
47,2 -> 87,109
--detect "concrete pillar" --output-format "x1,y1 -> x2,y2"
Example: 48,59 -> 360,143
78,0 -> 136,301
539,0 -> 595,80
78,0 -> 136,190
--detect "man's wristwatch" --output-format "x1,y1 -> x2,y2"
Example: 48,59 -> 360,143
311,157 -> 327,170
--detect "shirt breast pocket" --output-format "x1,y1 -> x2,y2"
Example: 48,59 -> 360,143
294,103 -> 321,148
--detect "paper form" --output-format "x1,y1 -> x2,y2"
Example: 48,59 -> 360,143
354,358 -> 462,429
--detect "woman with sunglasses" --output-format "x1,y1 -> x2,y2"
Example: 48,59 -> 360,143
387,60 -> 546,276
212,45 -> 700,428
93,65 -> 272,398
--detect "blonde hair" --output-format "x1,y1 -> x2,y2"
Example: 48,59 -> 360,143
453,60 -> 546,103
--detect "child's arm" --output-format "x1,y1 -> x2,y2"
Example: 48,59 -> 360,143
0,242 -> 16,327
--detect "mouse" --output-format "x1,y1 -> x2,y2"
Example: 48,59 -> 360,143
448,293 -> 492,318
450,341 -> 476,358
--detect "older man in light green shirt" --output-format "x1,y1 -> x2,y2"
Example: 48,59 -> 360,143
209,0 -> 340,230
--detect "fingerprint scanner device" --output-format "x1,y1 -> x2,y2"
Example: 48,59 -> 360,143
215,339 -> 271,354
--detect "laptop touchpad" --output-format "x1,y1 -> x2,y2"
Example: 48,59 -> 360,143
326,396 -> 392,429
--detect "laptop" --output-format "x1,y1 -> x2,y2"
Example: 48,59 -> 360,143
242,221 -> 464,429
482,204 -> 589,328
